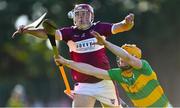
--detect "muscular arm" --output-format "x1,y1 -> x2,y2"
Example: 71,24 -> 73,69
55,57 -> 111,80
112,20 -> 134,33
91,31 -> 142,69
104,41 -> 142,69
66,60 -> 111,80
18,22 -> 61,40
112,13 -> 134,34
22,28 -> 48,39
23,28 -> 62,40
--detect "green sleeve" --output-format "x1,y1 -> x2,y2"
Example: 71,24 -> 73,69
108,68 -> 123,82
138,60 -> 153,75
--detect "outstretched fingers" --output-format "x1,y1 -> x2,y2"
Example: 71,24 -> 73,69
125,13 -> 134,24
90,30 -> 101,38
11,25 -> 34,38
90,31 -> 106,45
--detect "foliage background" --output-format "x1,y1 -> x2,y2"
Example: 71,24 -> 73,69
0,0 -> 180,107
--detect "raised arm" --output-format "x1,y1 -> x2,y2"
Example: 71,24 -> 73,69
54,56 -> 111,80
91,31 -> 142,69
112,13 -> 134,34
14,20 -> 61,40
13,25 -> 48,39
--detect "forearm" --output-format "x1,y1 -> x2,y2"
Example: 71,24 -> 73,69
64,60 -> 110,80
112,20 -> 134,34
23,28 -> 48,39
104,41 -> 142,68
104,41 -> 130,60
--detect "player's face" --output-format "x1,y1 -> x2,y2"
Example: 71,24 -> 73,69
74,10 -> 92,29
117,57 -> 131,70
118,58 -> 128,67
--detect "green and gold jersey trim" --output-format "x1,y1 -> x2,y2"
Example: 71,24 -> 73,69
108,60 -> 170,107
126,79 -> 159,100
120,71 -> 168,107
131,85 -> 166,107
120,71 -> 157,93
149,94 -> 169,107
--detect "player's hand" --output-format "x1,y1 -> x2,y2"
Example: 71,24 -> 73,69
125,13 -> 134,25
12,25 -> 30,38
17,25 -> 26,34
54,55 -> 66,66
90,31 -> 106,45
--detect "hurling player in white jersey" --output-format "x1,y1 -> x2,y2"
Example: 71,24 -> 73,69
16,4 -> 134,108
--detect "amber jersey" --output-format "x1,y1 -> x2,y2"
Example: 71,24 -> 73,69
56,22 -> 113,83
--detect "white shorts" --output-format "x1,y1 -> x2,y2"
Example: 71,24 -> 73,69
72,80 -> 120,106
167,103 -> 173,108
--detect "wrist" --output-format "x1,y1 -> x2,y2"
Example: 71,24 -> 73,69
125,22 -> 134,30
103,40 -> 109,47
22,29 -> 28,34
126,20 -> 134,26
64,59 -> 71,67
